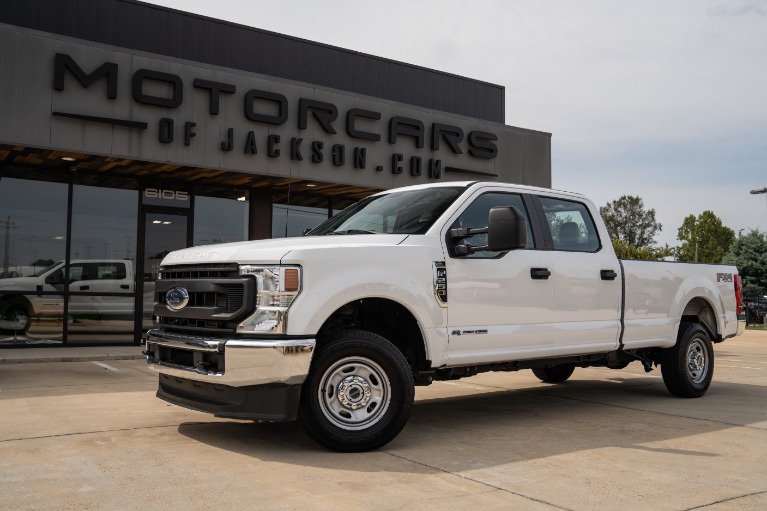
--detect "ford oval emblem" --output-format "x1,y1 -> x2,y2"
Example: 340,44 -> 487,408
166,287 -> 189,310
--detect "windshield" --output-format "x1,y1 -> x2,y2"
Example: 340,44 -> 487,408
308,186 -> 467,236
32,262 -> 62,277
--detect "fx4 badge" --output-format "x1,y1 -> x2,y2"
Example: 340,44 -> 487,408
716,273 -> 733,283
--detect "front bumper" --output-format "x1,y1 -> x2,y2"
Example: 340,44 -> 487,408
145,329 -> 315,387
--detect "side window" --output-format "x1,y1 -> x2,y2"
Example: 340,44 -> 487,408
539,197 -> 600,252
67,264 -> 88,282
96,263 -> 126,280
450,192 -> 534,258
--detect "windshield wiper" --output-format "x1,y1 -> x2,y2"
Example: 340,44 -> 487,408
327,229 -> 379,235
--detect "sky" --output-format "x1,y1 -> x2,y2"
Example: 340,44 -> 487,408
144,0 -> 767,247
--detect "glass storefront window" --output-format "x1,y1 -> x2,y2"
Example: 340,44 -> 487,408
68,179 -> 139,341
71,180 -> 139,271
194,187 -> 249,245
0,174 -> 68,343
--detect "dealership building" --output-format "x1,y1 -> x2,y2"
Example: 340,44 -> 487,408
0,0 -> 551,345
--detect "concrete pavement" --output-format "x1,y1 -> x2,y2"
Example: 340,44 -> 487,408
0,330 -> 765,510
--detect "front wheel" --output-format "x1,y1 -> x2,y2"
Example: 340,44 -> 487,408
299,330 -> 414,452
661,323 -> 714,398
0,304 -> 30,333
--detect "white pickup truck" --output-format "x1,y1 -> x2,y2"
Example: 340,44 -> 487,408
0,259 -> 136,333
145,181 -> 745,451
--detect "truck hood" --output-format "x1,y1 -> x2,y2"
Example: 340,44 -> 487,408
161,234 -> 411,265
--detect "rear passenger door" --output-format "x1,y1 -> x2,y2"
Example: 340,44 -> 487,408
89,262 -> 134,315
443,188 -> 555,366
536,196 -> 621,355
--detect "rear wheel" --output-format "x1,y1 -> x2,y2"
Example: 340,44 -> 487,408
661,323 -> 714,398
299,330 -> 414,452
532,365 -> 575,383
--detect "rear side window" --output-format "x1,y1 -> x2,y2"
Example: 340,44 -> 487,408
96,263 -> 127,280
539,197 -> 600,252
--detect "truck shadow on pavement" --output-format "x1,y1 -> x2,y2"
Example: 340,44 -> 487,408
176,375 -> 767,473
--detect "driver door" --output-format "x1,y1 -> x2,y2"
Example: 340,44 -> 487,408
65,262 -> 94,316
443,188 -> 555,366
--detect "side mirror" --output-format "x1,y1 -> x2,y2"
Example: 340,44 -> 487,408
450,206 -> 527,255
46,270 -> 65,286
487,206 -> 527,251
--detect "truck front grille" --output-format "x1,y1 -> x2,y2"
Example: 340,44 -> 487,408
226,288 -> 245,311
154,263 -> 253,335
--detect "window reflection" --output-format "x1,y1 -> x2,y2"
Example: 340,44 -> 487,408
193,187 -> 249,245
0,178 -> 67,276
69,179 -> 139,340
72,182 -> 138,266
0,176 -> 67,342
273,204 -> 329,238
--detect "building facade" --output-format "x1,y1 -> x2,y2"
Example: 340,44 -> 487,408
0,0 -> 551,345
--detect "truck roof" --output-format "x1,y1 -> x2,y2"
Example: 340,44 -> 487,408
370,181 -> 589,201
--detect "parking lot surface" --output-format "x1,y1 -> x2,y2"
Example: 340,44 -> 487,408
1,331 -> 766,511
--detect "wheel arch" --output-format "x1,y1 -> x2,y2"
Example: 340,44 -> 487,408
316,297 -> 429,375
680,296 -> 720,342
0,294 -> 33,314
671,271 -> 728,343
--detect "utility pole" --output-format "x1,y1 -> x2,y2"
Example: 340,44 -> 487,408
2,216 -> 18,277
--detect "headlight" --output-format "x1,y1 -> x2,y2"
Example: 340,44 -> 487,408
237,265 -> 302,334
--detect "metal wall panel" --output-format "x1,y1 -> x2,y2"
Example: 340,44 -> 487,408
1,0 -> 505,123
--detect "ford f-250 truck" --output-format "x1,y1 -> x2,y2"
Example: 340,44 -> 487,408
145,181 -> 745,451
0,259 -> 138,333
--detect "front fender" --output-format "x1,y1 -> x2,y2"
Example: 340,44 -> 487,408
288,269 -> 445,337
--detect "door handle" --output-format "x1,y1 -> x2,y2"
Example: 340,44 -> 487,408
79,285 -> 90,290
120,285 -> 130,290
530,268 -> 551,280
600,270 -> 618,281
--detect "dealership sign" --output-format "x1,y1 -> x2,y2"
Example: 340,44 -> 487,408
52,53 -> 500,180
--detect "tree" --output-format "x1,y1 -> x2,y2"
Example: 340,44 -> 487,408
676,211 -> 735,263
600,196 -> 662,248
723,230 -> 767,295
612,240 -> 674,260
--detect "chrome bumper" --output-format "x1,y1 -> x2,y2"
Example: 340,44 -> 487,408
145,329 -> 315,387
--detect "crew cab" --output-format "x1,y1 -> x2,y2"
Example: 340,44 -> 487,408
144,182 -> 745,451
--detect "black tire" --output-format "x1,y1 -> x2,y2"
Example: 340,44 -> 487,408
299,329 -> 415,452
532,365 -> 575,383
1,304 -> 30,333
661,322 -> 714,398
